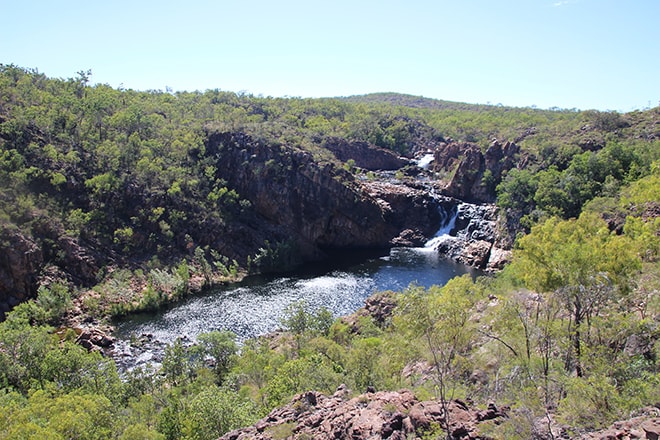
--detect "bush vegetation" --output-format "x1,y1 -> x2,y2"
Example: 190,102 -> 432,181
1,65 -> 659,438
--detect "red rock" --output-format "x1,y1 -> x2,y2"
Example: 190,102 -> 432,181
642,419 -> 660,440
219,387 -> 507,440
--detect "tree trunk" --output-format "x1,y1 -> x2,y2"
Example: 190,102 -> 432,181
573,296 -> 583,377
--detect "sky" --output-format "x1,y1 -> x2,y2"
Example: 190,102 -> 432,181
1,0 -> 658,111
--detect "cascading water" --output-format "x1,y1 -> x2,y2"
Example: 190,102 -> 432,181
428,205 -> 458,242
416,153 -> 435,169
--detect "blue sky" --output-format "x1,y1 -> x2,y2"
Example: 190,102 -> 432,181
1,0 -> 658,111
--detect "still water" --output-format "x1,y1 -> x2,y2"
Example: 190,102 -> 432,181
114,245 -> 476,346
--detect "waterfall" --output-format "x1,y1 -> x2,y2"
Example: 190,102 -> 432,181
416,153 -> 435,169
424,204 -> 459,248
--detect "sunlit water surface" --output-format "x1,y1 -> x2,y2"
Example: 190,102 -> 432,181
114,246 -> 476,347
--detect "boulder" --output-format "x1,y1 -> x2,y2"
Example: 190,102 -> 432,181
579,408 -> 660,440
486,247 -> 512,271
433,139 -> 520,203
643,419 -> 660,440
76,327 -> 115,350
340,291 -> 399,334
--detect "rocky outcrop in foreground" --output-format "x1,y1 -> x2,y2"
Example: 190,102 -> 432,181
221,387 -> 507,440
578,408 -> 660,440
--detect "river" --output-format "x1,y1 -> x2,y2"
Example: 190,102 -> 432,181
112,204 -> 477,370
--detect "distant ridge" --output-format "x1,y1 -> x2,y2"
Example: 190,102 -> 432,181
339,92 -> 506,112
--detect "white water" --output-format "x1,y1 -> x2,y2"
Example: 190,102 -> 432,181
416,153 -> 435,169
424,204 -> 460,249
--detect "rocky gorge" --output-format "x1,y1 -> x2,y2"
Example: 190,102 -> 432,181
93,134 -> 513,373
0,129 -> 515,319
205,130 -> 516,260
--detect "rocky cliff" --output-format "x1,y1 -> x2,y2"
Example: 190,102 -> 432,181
204,131 -> 444,263
0,228 -> 43,319
0,221 -> 102,320
433,139 -> 520,203
323,137 -> 410,171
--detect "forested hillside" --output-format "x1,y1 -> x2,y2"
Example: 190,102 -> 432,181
1,65 -> 659,439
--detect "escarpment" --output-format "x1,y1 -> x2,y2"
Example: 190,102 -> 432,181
203,131 -> 444,260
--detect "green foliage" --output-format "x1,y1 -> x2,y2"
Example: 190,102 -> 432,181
508,212 -> 640,376
0,390 -> 116,440
280,300 -> 333,337
558,375 -> 623,432
34,283 -> 72,325
497,141 -> 658,241
394,277 -> 481,405
510,212 -> 640,295
346,336 -> 386,391
119,423 -> 165,440
1,66 -> 660,438
0,320 -> 54,392
162,338 -> 196,386
195,330 -> 238,383
181,385 -> 258,440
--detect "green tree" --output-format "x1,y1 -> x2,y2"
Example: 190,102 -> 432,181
1,390 -> 115,440
346,336 -> 385,392
394,277 -> 481,438
182,385 -> 258,440
162,339 -> 196,386
196,330 -> 238,383
280,300 -> 333,337
508,212 -> 640,376
0,317 -> 53,392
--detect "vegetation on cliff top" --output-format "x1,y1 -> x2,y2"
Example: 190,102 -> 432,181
0,66 -> 659,438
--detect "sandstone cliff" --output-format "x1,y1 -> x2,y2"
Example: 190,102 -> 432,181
204,131 -> 443,264
323,137 -> 410,171
433,139 -> 520,203
0,227 -> 43,319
